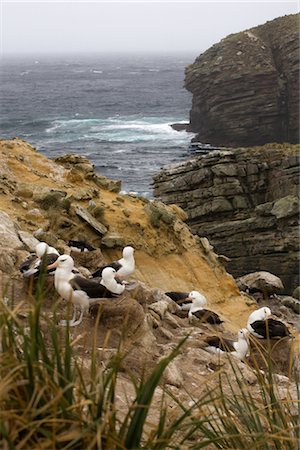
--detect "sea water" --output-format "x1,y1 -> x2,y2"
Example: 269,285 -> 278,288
0,53 -> 196,196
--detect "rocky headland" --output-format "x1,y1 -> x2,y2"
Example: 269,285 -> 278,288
153,143 -> 299,295
185,14 -> 299,146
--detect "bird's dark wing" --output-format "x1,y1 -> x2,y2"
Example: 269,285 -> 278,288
165,292 -> 190,302
193,309 -> 223,324
267,318 -> 291,337
251,318 -> 291,338
205,336 -> 235,352
91,262 -> 122,278
19,254 -> 37,273
70,276 -> 114,298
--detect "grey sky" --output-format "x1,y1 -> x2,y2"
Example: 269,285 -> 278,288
1,1 -> 298,55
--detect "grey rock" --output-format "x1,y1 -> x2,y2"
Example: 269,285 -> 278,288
0,211 -> 23,249
101,233 -> 125,248
271,195 -> 299,219
237,271 -> 284,294
75,206 -> 107,236
292,286 -> 300,300
18,231 -> 40,252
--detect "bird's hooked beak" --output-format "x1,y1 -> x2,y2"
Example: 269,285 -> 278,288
47,260 -> 59,271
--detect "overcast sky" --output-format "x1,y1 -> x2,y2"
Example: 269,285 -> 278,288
1,1 -> 298,55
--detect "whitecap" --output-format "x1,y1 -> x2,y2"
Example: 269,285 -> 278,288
91,69 -> 103,74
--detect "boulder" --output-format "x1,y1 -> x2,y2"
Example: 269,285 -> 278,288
236,271 -> 284,295
292,286 -> 300,300
271,195 -> 299,219
0,211 -> 23,249
75,206 -> 107,236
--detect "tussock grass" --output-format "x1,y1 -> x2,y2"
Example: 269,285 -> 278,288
0,273 -> 299,449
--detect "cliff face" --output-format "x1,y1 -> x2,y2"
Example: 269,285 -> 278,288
153,144 -> 300,294
185,14 -> 299,146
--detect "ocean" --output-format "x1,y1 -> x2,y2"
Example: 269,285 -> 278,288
0,53 -> 196,196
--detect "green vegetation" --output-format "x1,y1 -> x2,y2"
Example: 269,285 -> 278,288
0,274 -> 299,449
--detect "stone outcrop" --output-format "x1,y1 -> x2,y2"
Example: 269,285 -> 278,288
185,14 -> 299,146
153,144 -> 299,294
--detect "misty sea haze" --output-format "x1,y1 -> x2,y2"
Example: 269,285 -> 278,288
0,53 -> 196,196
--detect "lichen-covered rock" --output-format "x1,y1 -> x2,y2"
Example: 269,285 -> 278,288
34,189 -> 68,210
185,14 -> 299,146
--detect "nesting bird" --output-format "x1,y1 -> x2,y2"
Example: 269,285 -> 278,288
188,291 -> 223,325
49,254 -> 125,327
20,241 -> 60,278
68,239 -> 96,253
165,291 -> 192,310
204,328 -> 250,360
247,306 -> 292,339
91,245 -> 135,280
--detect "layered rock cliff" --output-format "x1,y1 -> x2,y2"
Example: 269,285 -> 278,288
185,14 -> 299,146
153,144 -> 300,294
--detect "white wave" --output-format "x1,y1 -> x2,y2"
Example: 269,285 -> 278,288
91,70 -> 103,74
44,116 -> 193,144
148,69 -> 160,72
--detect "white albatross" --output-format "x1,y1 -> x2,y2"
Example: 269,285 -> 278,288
247,306 -> 292,339
188,291 -> 223,325
91,245 -> 135,280
204,328 -> 250,360
20,241 -> 60,278
49,254 -> 125,327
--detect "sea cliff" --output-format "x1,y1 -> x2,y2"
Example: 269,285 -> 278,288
185,14 -> 299,146
153,144 -> 300,294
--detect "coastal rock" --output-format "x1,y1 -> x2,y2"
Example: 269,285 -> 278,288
74,206 -> 108,236
292,287 -> 300,300
236,271 -> 284,295
0,211 -> 23,249
185,14 -> 299,146
153,144 -> 299,294
270,195 -> 299,219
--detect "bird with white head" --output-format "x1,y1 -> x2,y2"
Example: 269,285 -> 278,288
49,254 -> 125,327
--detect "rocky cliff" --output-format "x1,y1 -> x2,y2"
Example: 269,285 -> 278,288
153,144 -> 300,294
185,14 -> 299,146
